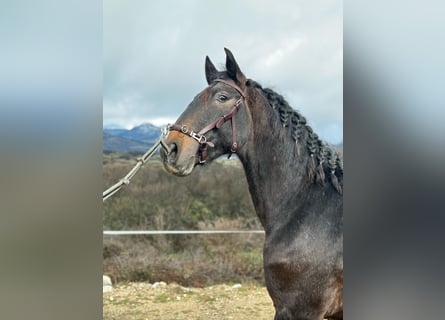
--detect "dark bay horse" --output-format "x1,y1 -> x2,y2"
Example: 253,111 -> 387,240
161,48 -> 343,320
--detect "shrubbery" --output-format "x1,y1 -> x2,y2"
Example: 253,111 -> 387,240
103,154 -> 264,286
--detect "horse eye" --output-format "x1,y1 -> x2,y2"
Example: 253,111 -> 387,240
218,95 -> 228,102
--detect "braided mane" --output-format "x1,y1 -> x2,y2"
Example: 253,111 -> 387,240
246,79 -> 343,194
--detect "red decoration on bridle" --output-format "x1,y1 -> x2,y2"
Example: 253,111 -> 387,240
168,79 -> 246,163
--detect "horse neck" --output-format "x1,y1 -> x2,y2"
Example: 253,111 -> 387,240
237,87 -> 311,229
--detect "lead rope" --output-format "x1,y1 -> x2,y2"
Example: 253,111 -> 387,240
103,126 -> 171,201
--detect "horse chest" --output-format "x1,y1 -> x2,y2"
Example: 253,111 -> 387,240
264,213 -> 342,271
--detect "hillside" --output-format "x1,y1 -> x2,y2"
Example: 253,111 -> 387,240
103,123 -> 163,152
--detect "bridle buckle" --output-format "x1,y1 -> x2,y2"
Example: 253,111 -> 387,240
190,131 -> 206,144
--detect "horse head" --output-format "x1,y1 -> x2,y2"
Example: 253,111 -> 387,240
161,48 -> 251,176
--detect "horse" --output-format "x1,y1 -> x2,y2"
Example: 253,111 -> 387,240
160,48 -> 343,320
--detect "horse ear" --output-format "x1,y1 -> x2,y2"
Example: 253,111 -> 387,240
224,48 -> 246,88
205,56 -> 218,84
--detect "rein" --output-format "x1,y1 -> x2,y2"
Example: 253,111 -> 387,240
169,79 -> 246,163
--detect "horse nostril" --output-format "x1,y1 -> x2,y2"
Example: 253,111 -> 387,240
168,143 -> 178,162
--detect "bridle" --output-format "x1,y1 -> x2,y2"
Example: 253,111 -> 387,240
168,79 -> 246,164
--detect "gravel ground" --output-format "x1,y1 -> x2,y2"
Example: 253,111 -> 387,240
103,282 -> 275,320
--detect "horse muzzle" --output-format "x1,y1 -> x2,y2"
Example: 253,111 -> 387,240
160,131 -> 199,176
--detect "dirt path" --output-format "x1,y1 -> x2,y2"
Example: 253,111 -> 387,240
103,282 -> 275,320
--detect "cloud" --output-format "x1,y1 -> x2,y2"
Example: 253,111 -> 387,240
103,0 -> 342,143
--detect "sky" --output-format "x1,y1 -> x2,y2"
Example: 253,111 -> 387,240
103,0 -> 343,144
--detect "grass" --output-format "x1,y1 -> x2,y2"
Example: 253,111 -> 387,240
153,293 -> 170,303
103,282 -> 275,320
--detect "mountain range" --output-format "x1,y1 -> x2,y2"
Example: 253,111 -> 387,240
103,123 -> 163,153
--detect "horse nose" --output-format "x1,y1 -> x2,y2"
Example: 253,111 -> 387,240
163,142 -> 178,163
